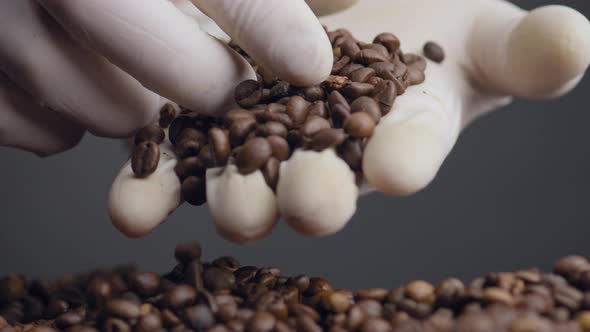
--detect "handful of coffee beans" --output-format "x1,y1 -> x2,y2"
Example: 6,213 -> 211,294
2,241 -> 590,332
130,27 -> 444,206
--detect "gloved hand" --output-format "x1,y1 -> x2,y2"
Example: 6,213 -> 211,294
109,0 -> 590,242
0,0 -> 331,155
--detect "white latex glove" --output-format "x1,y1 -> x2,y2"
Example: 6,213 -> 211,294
0,0 -> 331,156
109,0 -> 590,242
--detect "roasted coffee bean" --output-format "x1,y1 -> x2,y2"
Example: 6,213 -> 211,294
128,272 -> 160,298
358,49 -> 389,65
288,275 -> 311,294
246,311 -> 276,332
131,141 -> 160,178
341,82 -> 375,99
373,33 -> 400,54
331,104 -> 351,128
332,56 -> 352,75
340,39 -> 361,60
301,116 -> 331,138
236,80 -> 263,108
181,176 -> 207,206
136,313 -> 162,332
360,318 -> 391,332
307,101 -> 328,118
159,103 -> 177,128
301,86 -> 325,102
266,136 -> 290,161
436,278 -> 465,308
295,315 -> 322,332
311,128 -> 348,152
402,54 -> 427,72
168,115 -> 193,145
355,288 -> 389,302
175,241 -> 202,263
423,41 -> 445,63
350,67 -> 376,83
481,287 -> 514,306
211,257 -> 240,273
350,97 -> 381,122
135,124 -> 165,145
236,138 -> 272,174
175,138 -> 202,159
338,139 -> 363,171
408,68 -> 426,85
327,91 -> 350,110
44,298 -> 69,319
269,82 -> 291,101
256,121 -> 288,138
362,43 -> 390,59
103,318 -> 130,332
555,256 -> 590,282
347,305 -> 368,330
372,80 -> 397,115
225,109 -> 255,125
183,305 -> 215,331
555,285 -> 583,310
324,75 -> 351,90
370,62 -> 396,80
321,291 -> 351,313
208,128 -> 231,165
405,280 -> 435,303
164,285 -> 197,309
104,299 -> 140,320
261,158 -> 280,190
229,117 -> 258,147
344,112 -> 376,138
339,64 -> 365,79
455,313 -> 495,332
55,312 -> 84,329
174,157 -> 205,180
305,278 -> 332,297
204,267 -> 235,292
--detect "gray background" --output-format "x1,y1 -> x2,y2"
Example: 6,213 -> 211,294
1,0 -> 589,290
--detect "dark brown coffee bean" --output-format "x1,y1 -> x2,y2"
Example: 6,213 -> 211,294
332,56 -> 351,75
225,109 -> 255,125
373,33 -> 400,54
161,308 -> 181,328
183,305 -> 215,331
307,101 -> 327,118
210,257 -> 240,273
246,311 -> 276,332
135,124 -> 165,145
358,49 -> 389,65
301,86 -> 325,102
481,287 -> 514,306
235,80 -> 263,108
128,272 -> 160,298
269,82 -> 291,101
204,267 -> 235,292
164,285 -> 197,309
354,288 -> 389,302
401,54 -> 427,72
295,315 -> 322,332
287,275 -> 310,294
256,121 -> 287,138
44,298 -> 69,319
327,91 -> 350,110
350,97 -> 381,123
361,43 -> 390,59
305,278 -> 332,297
423,41 -> 445,63
554,285 -> 583,310
65,326 -> 98,332
175,241 -> 202,263
103,318 -> 131,332
369,62 -> 396,80
340,39 -> 361,60
360,318 -> 391,332
136,313 -> 162,332
181,176 -> 207,206
236,138 -> 272,174
311,128 -> 348,152
301,116 -> 331,138
230,117 -> 258,149
208,128 -> 231,165
168,115 -> 193,145
54,312 -> 84,329
286,96 -> 310,126
175,157 -> 205,180
344,112 -> 376,138
350,68 -> 376,83
175,139 -> 201,159
405,280 -> 435,303
159,103 -> 177,128
321,291 -> 351,313
132,141 -> 160,178
455,313 -> 495,332
234,266 -> 258,285
177,127 -> 207,147
338,139 -> 363,171
555,256 -> 590,281
346,305 -> 368,330
27,327 -> 58,332
261,158 -> 280,190
341,82 -> 375,99
435,278 -> 465,308
372,80 -> 397,115
331,104 -> 351,128
105,299 -> 140,320
266,136 -> 290,161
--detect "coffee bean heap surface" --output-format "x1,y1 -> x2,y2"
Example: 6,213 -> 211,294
130,28 -> 440,206
2,244 -> 590,332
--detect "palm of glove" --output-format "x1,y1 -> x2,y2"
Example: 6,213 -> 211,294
110,0 -> 589,242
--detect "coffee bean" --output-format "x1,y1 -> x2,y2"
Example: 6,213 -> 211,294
423,41 -> 445,63
510,317 -> 552,332
350,97 -> 381,123
174,157 -> 205,180
246,311 -> 276,332
327,91 -> 350,110
235,80 -> 263,108
204,267 -> 235,292
135,124 -> 165,145
168,115 -> 193,145
347,305 -> 368,330
295,315 -> 322,332
307,101 -> 327,118
332,56 -> 352,75
436,278 -> 465,308
261,158 -> 280,190
341,82 -> 375,99
236,138 -> 272,175
131,141 -> 160,178
408,68 -> 426,85
402,54 -> 427,72
555,256 -> 590,282
55,312 -> 84,329
225,109 -> 255,126
266,136 -> 290,161
181,176 -> 207,206
175,241 -> 202,263
344,112 -> 376,138
355,288 -> 389,302
555,285 -> 583,311
373,33 -> 400,54
301,116 -> 331,138
311,128 -> 348,152
482,287 -> 514,306
65,326 -> 98,332
340,39 -> 361,60
105,299 -> 140,320
43,298 -> 69,319
159,103 -> 177,128
306,278 -> 332,297
455,313 -> 495,332
338,139 -> 363,171
362,43 -> 390,59
405,280 -> 435,303
256,121 -> 287,138
175,139 -> 201,159
269,82 -> 291,101
350,68 -> 376,83
128,272 -> 160,298
136,313 -> 162,332
370,62 -> 396,80
184,305 -> 215,331
360,318 -> 391,332
104,318 -> 130,332
208,128 -> 231,165
164,285 -> 197,309
321,291 -> 351,313
161,308 -> 181,328
330,104 -> 351,129
301,86 -> 325,102
372,80 -> 397,115
358,49 -> 389,65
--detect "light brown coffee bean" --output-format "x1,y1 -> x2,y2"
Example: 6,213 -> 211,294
301,116 -> 331,138
225,109 -> 255,126
321,291 -> 351,313
328,91 -> 350,110
405,280 -> 435,303
105,299 -> 141,320
373,33 -> 400,54
361,43 -> 390,59
307,101 -> 328,118
266,136 -> 290,161
350,68 -> 376,83
408,68 -> 426,85
229,117 -> 257,147
256,121 -> 288,138
163,285 -> 197,309
208,128 -> 231,165
344,112 -> 376,138
236,138 -> 273,174
246,311 -> 276,332
261,158 -> 280,190
132,141 -> 160,178
372,80 -> 397,115
350,97 -> 381,122
135,124 -> 165,145
332,56 -> 351,75
358,49 -> 389,65
339,63 -> 365,78
341,82 -> 375,99
286,96 -> 310,126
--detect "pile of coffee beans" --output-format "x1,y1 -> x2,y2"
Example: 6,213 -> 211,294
130,28 -> 442,206
3,243 -> 590,332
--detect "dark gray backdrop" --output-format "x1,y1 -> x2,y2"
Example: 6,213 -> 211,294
1,0 -> 589,290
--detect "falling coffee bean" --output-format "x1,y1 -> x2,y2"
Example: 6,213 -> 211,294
423,41 -> 445,63
131,141 -> 160,178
